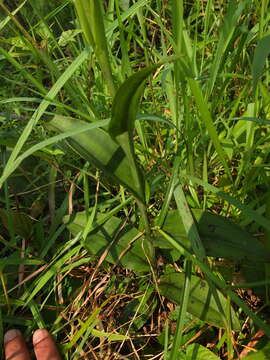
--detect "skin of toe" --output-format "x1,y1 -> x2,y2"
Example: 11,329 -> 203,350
4,330 -> 31,360
33,329 -> 61,360
4,329 -> 61,360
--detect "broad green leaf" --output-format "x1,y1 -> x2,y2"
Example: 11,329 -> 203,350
159,272 -> 241,330
0,209 -> 32,239
158,229 -> 270,337
64,212 -> 151,273
48,115 -> 144,201
252,35 -> 270,96
245,343 -> 270,359
155,209 -> 270,263
109,65 -> 160,201
186,343 -> 221,360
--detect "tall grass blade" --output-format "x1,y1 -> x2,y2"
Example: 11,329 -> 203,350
207,0 -> 248,98
74,0 -> 116,96
0,48 -> 90,188
187,78 -> 232,180
169,260 -> 192,360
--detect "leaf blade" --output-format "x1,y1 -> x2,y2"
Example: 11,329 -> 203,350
159,272 -> 241,331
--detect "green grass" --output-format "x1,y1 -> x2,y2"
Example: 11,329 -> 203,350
1,0 -> 270,359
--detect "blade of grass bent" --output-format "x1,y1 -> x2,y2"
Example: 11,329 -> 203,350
106,0 -> 150,36
19,244 -> 82,307
0,0 -> 27,31
0,47 -> 47,95
0,47 -> 91,189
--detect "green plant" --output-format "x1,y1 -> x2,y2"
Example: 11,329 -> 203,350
1,1 -> 270,359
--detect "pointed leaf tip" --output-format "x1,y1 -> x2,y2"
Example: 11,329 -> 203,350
109,64 -> 159,139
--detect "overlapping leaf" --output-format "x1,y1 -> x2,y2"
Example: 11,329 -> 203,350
48,115 -> 144,201
159,272 -> 241,330
64,211 -> 152,273
155,209 -> 270,262
109,64 -> 160,202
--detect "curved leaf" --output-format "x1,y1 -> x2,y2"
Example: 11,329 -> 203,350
109,65 -> 160,201
109,64 -> 159,138
159,272 -> 241,330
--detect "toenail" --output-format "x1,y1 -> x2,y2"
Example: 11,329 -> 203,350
4,329 -> 21,344
33,329 -> 49,345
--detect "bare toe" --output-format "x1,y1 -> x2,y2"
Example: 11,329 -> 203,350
33,329 -> 61,360
4,329 -> 31,360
